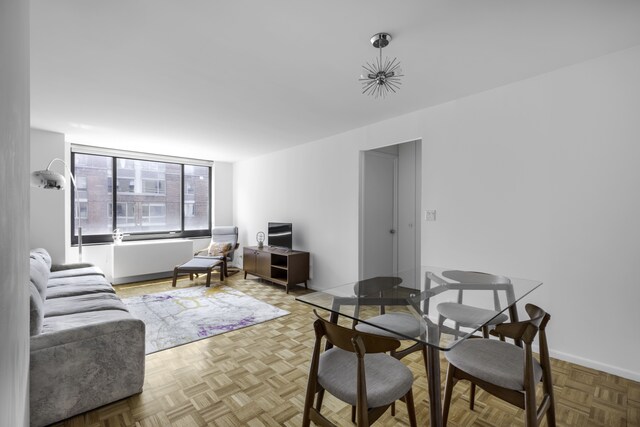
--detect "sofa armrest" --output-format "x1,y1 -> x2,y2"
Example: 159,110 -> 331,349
51,262 -> 95,272
30,315 -> 145,427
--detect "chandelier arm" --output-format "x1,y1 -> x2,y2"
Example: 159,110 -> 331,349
362,82 -> 378,94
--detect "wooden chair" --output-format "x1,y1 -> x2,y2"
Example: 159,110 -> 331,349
352,276 -> 430,383
436,270 -> 513,340
302,312 -> 417,427
442,303 -> 556,427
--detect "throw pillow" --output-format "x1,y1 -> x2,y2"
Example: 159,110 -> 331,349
207,241 -> 233,257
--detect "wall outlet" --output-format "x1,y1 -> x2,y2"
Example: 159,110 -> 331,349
425,210 -> 437,221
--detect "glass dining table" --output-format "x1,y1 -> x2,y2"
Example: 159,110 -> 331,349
295,266 -> 542,427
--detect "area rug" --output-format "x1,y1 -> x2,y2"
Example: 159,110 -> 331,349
122,285 -> 289,354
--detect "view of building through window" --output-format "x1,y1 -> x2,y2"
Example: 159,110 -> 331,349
72,152 -> 211,242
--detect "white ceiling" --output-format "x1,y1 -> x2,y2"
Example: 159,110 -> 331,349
31,0 -> 640,162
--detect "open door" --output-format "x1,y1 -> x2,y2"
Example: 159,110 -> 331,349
360,140 -> 421,288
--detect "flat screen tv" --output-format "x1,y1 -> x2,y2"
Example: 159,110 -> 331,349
268,222 -> 292,249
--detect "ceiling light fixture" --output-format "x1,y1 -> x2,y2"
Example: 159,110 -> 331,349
360,32 -> 403,98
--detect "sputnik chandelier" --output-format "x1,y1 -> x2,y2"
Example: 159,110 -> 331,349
360,32 -> 403,98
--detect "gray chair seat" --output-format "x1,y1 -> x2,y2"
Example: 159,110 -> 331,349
355,313 -> 424,340
445,338 -> 542,390
438,302 -> 508,327
317,347 -> 413,408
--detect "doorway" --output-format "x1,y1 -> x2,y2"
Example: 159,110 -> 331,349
359,140 -> 421,288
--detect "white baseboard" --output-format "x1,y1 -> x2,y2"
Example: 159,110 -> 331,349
547,349 -> 640,382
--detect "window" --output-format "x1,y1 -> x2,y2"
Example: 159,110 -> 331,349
72,152 -> 211,243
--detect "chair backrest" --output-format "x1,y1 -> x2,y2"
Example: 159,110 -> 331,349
211,226 -> 238,261
313,312 -> 401,354
442,270 -> 512,311
491,303 -> 550,346
442,270 -> 511,285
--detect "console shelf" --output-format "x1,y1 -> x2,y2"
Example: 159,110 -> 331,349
243,246 -> 310,293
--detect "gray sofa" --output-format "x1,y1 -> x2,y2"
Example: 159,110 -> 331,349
29,248 -> 145,427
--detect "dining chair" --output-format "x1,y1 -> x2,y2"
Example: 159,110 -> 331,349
302,312 -> 417,427
442,303 -> 556,427
352,276 -> 430,379
435,270 -> 513,339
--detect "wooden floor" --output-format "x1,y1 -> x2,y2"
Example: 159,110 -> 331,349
52,272 -> 639,427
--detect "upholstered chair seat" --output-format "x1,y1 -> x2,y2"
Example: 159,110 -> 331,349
355,313 -> 423,339
438,302 -> 509,329
445,339 -> 542,390
318,347 -> 414,408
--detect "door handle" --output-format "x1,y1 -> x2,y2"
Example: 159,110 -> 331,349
390,229 -> 396,234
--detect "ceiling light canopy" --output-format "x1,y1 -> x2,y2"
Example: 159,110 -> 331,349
360,33 -> 403,98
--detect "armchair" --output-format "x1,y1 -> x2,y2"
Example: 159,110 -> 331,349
195,226 -> 239,277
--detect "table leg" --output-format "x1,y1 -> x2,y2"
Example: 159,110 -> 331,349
426,346 -> 443,427
206,270 -> 212,287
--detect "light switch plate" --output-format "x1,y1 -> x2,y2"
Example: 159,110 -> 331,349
425,210 -> 437,221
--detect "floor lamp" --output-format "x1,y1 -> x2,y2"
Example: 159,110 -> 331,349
31,158 -> 83,262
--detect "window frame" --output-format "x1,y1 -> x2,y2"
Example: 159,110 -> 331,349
71,152 -> 212,245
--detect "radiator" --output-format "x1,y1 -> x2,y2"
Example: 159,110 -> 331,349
109,239 -> 194,284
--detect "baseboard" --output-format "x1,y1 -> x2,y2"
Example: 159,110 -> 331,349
547,348 -> 640,382
113,271 -> 174,285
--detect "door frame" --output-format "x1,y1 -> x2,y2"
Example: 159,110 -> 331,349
359,139 -> 422,288
358,150 -> 399,280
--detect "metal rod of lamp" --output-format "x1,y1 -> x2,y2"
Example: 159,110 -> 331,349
30,158 -> 83,262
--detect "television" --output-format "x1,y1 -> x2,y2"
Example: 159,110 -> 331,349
268,222 -> 292,249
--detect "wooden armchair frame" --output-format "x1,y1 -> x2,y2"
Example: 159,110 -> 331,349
302,312 -> 417,427
442,303 -> 556,427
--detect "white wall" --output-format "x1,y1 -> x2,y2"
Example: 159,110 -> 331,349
30,129 -> 68,264
234,45 -> 640,380
0,0 -> 30,424
214,161 -> 233,226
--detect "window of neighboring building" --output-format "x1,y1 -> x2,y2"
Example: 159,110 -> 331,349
71,152 -> 211,244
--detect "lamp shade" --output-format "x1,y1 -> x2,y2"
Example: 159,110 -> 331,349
30,169 -> 66,190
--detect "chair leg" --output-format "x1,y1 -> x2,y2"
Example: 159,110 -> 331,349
469,383 -> 476,410
525,388 -> 538,427
189,273 -> 194,281
302,380 -> 316,427
442,364 -> 457,427
206,270 -> 212,287
404,388 -> 418,427
172,267 -> 178,287
315,388 -> 325,411
391,401 -> 396,416
351,405 -> 356,423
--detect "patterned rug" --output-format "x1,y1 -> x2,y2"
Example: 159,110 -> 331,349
122,285 -> 289,354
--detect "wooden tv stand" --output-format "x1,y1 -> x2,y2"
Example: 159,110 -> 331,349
243,246 -> 309,293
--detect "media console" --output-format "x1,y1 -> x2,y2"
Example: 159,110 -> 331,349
243,246 -> 309,293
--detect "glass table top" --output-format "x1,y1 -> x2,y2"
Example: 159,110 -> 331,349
296,266 -> 542,351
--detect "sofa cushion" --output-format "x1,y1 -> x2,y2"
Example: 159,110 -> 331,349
47,274 -> 110,288
39,309 -> 140,337
30,256 -> 50,302
29,282 -> 45,336
44,293 -> 128,318
46,283 -> 116,299
49,264 -> 104,279
30,248 -> 52,270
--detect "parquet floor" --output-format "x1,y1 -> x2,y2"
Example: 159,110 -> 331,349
52,272 -> 640,427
